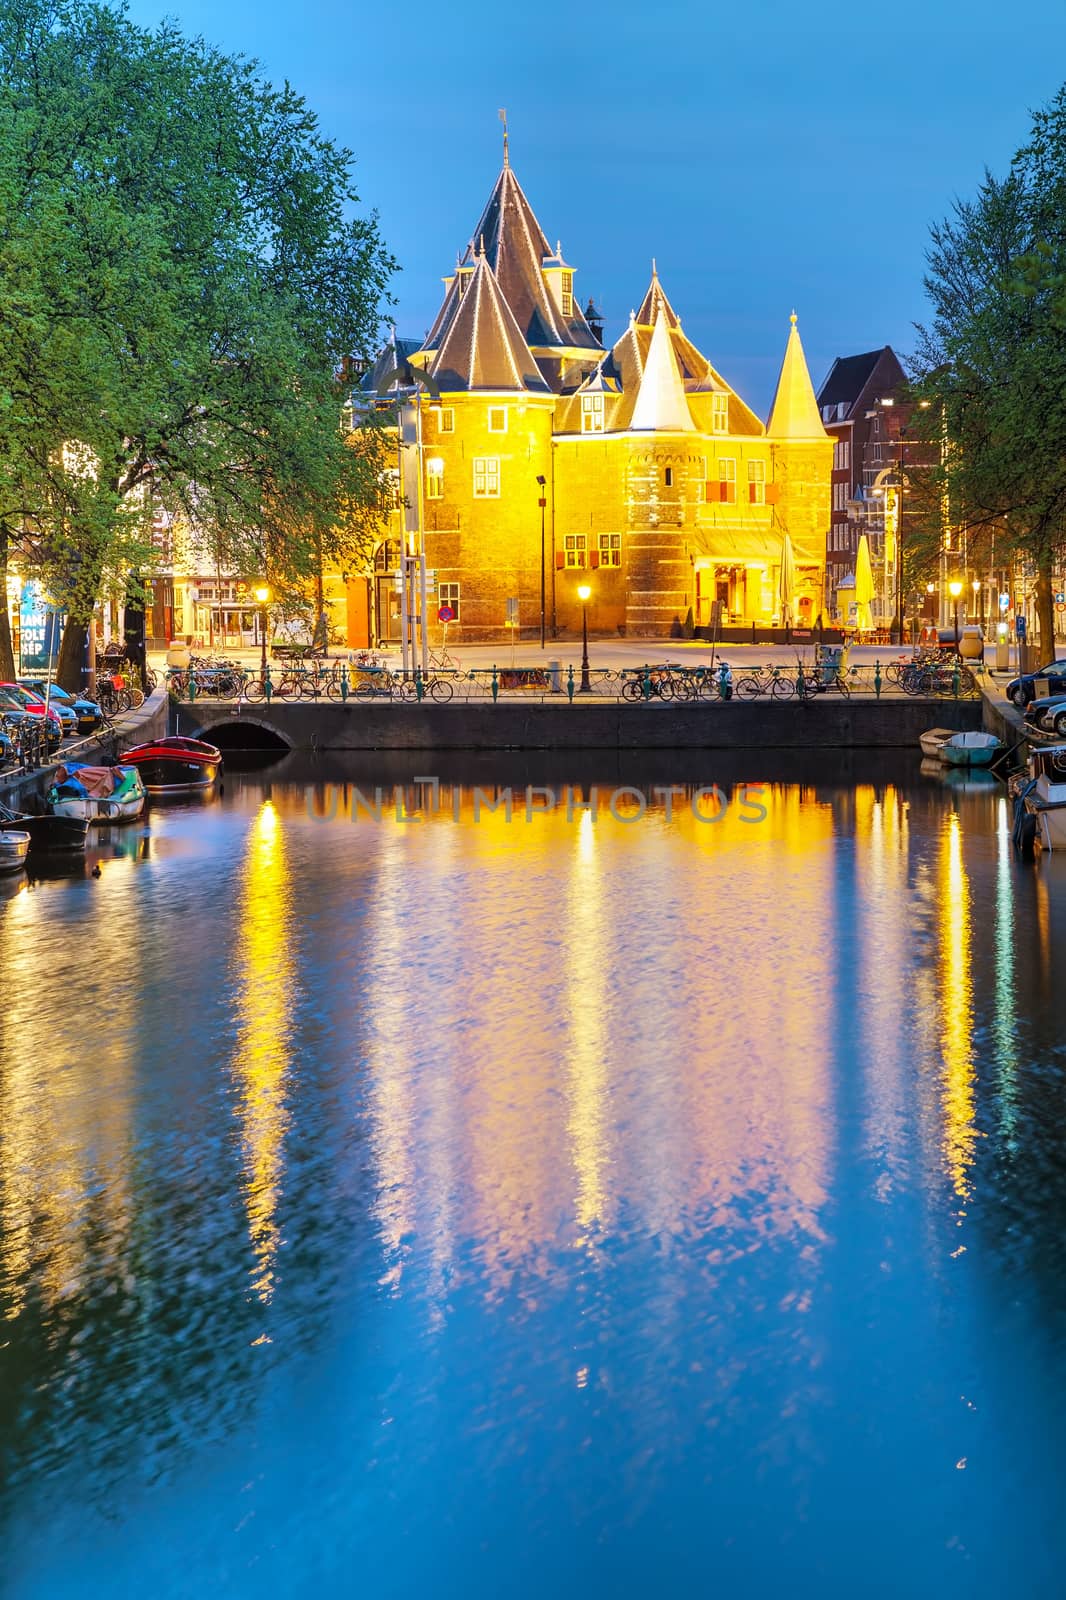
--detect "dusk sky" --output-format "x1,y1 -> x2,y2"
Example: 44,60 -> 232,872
126,0 -> 1066,414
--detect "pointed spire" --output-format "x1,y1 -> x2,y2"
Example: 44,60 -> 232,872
629,307 -> 695,432
428,252 -> 549,394
767,313 -> 828,440
635,267 -> 681,329
499,107 -> 509,169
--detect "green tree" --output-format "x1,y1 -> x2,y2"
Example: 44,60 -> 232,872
913,138 -> 1066,651
0,0 -> 393,688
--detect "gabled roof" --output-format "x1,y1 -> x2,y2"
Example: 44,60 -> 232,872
817,346 -> 907,421
767,314 -> 829,441
463,165 -> 601,353
427,252 -> 550,394
629,307 -> 695,432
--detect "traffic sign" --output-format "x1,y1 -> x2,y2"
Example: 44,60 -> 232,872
437,604 -> 455,623
999,592 -> 1010,611
1016,615 -> 1027,639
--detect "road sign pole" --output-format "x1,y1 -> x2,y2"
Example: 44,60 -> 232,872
419,553 -> 429,677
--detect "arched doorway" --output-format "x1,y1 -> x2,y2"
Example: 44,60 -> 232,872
374,539 -> 403,645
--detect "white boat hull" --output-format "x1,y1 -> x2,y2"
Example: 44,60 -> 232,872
0,830 -> 29,874
1026,798 -> 1066,851
51,795 -> 145,824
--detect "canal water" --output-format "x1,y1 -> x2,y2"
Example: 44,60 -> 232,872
1,752 -> 1064,1597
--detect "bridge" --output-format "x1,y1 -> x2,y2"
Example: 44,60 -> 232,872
170,695 -> 985,753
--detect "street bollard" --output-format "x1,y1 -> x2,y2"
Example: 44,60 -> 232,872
567,663 -> 575,703
874,661 -> 882,699
953,663 -> 960,698
491,665 -> 499,703
415,667 -> 424,702
264,663 -> 272,703
340,665 -> 348,701
643,663 -> 651,701
188,672 -> 197,703
720,663 -> 731,700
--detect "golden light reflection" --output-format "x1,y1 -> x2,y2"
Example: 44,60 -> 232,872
565,808 -> 610,1239
939,812 -> 976,1200
855,785 -> 911,1193
233,799 -> 294,1302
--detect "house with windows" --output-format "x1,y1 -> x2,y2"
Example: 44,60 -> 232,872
352,152 -> 830,643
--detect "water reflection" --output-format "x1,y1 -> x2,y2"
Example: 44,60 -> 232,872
232,799 -> 294,1304
2,759 -> 1066,1597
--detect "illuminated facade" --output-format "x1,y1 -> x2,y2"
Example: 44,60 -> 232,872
359,157 -> 832,643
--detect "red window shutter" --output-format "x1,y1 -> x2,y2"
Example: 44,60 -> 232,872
748,482 -> 757,503
590,550 -> 600,569
765,483 -> 780,505
555,552 -> 565,570
705,481 -> 718,502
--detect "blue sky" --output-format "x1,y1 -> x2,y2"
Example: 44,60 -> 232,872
126,0 -> 1066,415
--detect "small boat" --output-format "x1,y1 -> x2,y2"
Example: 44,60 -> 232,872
119,735 -> 222,794
1016,744 -> 1066,852
0,803 -> 89,854
924,730 -> 1003,768
48,763 -> 146,823
0,829 -> 29,875
919,727 -> 956,760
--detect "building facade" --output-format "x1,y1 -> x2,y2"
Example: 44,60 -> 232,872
357,156 -> 831,643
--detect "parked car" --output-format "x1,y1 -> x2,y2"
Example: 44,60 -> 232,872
0,687 -> 63,747
10,683 -> 78,736
1006,657 -> 1066,708
19,680 -> 101,733
1024,693 -> 1066,738
0,684 -> 64,739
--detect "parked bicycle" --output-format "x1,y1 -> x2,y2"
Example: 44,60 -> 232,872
734,664 -> 796,700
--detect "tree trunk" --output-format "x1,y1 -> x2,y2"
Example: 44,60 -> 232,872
1035,548 -> 1056,656
0,523 -> 14,681
56,615 -> 90,693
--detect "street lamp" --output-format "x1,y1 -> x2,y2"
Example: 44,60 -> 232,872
254,584 -> 270,680
577,582 -> 592,692
971,578 -> 981,627
949,579 -> 962,652
536,474 -> 547,649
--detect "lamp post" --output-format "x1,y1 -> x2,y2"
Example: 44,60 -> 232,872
577,582 -> 592,692
949,579 -> 962,653
971,578 -> 981,627
254,584 -> 270,680
536,474 -> 547,649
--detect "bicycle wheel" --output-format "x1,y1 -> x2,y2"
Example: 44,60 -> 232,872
298,676 -> 320,699
244,679 -> 266,703
735,676 -> 762,700
430,678 -> 454,702
115,689 -> 133,713
770,677 -> 796,700
127,686 -> 145,710
621,679 -> 644,702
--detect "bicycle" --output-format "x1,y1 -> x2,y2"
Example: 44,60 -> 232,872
429,645 -> 461,673
734,665 -> 795,700
396,674 -> 455,703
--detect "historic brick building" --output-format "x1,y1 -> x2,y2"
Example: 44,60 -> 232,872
355,155 -> 831,643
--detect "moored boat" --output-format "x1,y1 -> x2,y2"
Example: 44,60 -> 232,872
938,731 -> 1003,768
119,735 -> 221,794
919,727 -> 956,760
0,828 -> 29,875
47,763 -> 146,823
0,802 -> 89,854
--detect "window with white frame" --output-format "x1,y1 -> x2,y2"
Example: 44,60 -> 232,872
718,458 -> 736,503
581,393 -> 605,433
425,460 -> 444,500
712,393 -> 729,433
487,406 -> 507,433
598,533 -> 621,568
832,481 -> 848,511
437,407 -> 455,434
564,534 -> 587,568
561,271 -> 573,317
438,581 -> 460,621
473,457 -> 500,498
833,439 -> 850,470
747,460 -> 766,504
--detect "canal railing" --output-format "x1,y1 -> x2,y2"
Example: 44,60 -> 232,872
166,659 -> 984,708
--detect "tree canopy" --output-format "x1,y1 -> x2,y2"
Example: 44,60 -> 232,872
913,95 -> 1066,649
0,0 -> 393,684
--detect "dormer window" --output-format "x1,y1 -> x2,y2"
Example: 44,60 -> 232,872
561,271 -> 573,318
712,394 -> 729,434
581,393 -> 604,434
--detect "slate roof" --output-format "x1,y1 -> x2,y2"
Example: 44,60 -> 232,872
816,350 -> 885,413
427,252 -> 550,394
461,166 -> 601,353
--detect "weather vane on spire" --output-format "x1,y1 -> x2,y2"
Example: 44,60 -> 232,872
499,108 -> 509,169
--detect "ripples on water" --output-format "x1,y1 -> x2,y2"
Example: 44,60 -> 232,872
1,752 -> 1065,1597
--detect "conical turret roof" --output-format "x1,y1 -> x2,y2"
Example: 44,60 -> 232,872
427,251 -> 550,393
634,263 -> 681,330
463,165 -> 601,353
629,306 -> 695,432
767,313 -> 828,440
